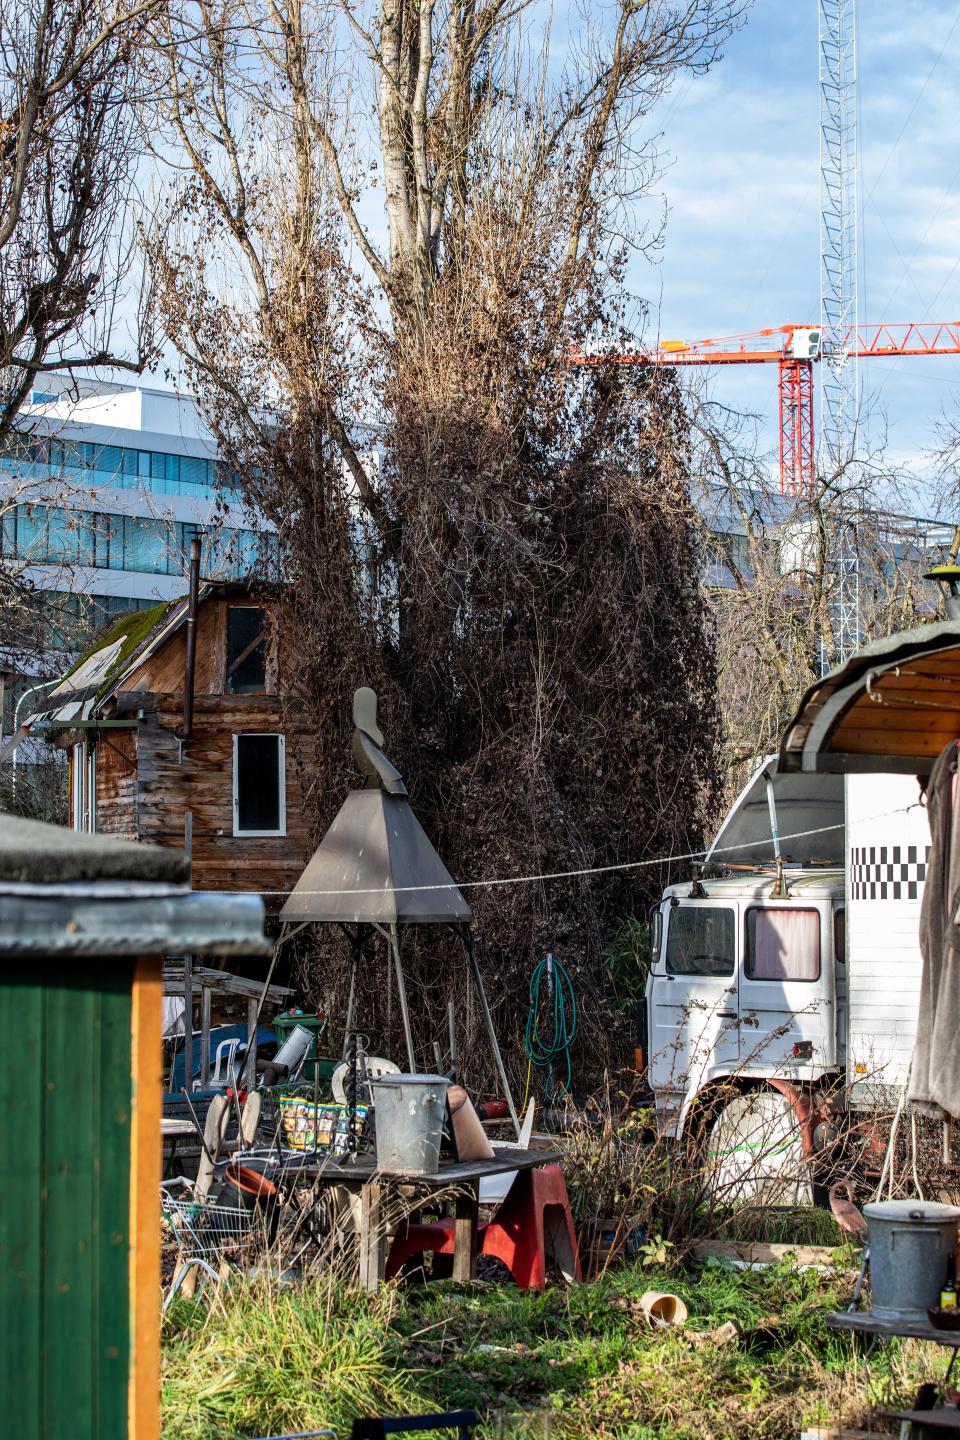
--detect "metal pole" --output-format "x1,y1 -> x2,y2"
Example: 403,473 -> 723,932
177,537 -> 201,741
462,928 -> 520,1138
343,932 -> 362,1055
244,996 -> 258,1089
200,985 -> 212,1090
546,952 -> 556,1103
182,953 -> 193,1092
448,997 -> 456,1077
389,924 -> 416,1071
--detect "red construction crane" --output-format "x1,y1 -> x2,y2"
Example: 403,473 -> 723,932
570,322 -> 960,495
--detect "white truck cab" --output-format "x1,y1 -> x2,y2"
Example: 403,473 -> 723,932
647,869 -> 844,1136
645,759 -> 928,1183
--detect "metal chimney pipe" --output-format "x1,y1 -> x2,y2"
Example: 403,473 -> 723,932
178,537 -> 201,741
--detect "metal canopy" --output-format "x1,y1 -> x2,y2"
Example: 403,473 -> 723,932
278,689 -> 518,1134
280,788 -> 471,925
779,618 -> 960,775
707,757 -> 844,866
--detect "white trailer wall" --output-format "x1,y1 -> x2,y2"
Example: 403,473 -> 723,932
845,772 -> 929,1105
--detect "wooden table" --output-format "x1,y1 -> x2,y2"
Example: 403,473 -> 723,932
828,1311 -> 960,1436
161,1116 -> 197,1177
827,1311 -> 960,1349
275,1145 -> 561,1290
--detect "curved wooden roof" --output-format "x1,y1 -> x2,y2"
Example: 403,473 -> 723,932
779,618 -> 960,773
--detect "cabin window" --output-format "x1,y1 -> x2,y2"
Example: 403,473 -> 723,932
227,606 -> 267,693
665,907 -> 735,977
834,907 -> 846,964
745,908 -> 820,982
233,733 -> 285,835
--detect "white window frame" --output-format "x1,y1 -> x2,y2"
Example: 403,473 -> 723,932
72,742 -> 85,831
232,732 -> 286,837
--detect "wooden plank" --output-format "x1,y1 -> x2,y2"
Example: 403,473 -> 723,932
0,973 -> 43,1440
286,1147 -> 563,1186
826,1311 -> 960,1346
453,1183 -> 479,1282
800,1429 -> 896,1440
359,1181 -> 386,1291
96,963 -> 134,1440
41,966 -> 96,1439
693,1240 -> 842,1266
129,958 -> 162,1440
886,1410 -> 960,1432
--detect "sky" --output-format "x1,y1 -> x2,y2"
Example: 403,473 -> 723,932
626,0 -> 960,509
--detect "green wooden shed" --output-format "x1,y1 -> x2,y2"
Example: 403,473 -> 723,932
0,816 -> 270,1440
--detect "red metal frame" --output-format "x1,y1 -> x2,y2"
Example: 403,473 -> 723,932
570,320 -> 960,492
778,358 -> 815,496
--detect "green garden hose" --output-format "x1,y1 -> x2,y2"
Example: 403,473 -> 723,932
523,953 -> 577,1107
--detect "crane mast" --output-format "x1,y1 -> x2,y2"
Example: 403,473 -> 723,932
819,0 -> 860,661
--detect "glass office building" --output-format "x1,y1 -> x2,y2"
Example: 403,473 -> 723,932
0,378 -> 276,660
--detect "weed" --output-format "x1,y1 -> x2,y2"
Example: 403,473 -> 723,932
162,1260 -> 952,1439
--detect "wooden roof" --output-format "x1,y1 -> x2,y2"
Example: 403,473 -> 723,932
779,618 -> 960,774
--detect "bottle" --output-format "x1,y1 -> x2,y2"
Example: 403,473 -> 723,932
941,1253 -> 957,1310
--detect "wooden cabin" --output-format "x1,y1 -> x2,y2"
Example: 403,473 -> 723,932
31,582 -> 313,910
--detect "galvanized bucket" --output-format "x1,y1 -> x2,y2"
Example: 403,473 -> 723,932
863,1199 -> 960,1321
370,1073 -> 449,1175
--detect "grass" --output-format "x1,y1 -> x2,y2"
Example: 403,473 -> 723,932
161,1255 -> 943,1440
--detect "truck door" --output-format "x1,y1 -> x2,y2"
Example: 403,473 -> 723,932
648,902 -> 739,1096
737,903 -> 836,1073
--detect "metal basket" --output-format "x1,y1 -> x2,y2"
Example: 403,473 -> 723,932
162,1193 -> 254,1261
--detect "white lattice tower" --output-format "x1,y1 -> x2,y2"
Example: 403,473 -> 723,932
819,0 -> 861,663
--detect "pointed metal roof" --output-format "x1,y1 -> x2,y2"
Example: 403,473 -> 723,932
280,689 -> 471,926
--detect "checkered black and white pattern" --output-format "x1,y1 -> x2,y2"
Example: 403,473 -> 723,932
850,845 -> 930,900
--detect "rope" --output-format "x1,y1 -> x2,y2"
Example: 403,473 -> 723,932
523,954 -> 577,1105
259,806 -> 917,901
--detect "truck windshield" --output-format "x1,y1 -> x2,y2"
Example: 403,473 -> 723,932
665,907 -> 735,977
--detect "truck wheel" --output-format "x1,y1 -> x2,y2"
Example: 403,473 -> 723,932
704,1087 -> 815,1207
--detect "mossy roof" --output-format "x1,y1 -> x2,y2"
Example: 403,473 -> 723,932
61,596 -> 184,693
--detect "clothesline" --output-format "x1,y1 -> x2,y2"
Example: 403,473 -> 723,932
263,804 -> 918,900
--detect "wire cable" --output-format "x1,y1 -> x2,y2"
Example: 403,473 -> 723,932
262,805 -> 916,900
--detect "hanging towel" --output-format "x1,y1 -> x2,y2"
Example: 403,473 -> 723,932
909,739 -> 960,1117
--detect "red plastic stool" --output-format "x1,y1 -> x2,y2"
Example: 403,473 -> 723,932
480,1165 -> 581,1289
385,1217 -> 457,1281
384,1165 -> 582,1290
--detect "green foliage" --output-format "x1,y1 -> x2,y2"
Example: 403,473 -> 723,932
637,1234 -> 673,1268
603,917 -> 650,1014
162,1260 -> 938,1440
162,1281 -> 424,1440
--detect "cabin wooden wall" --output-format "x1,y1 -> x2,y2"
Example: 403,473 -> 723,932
94,730 -> 138,841
93,596 -> 313,906
117,597 -> 279,700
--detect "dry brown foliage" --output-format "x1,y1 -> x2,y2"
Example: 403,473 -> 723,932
146,1 -> 740,1089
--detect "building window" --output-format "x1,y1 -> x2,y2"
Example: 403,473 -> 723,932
227,606 -> 266,693
233,733 -> 285,835
745,908 -> 820,981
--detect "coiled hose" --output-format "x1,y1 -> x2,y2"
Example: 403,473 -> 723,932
523,953 -> 577,1107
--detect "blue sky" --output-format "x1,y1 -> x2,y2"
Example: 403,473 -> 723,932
629,0 -> 960,506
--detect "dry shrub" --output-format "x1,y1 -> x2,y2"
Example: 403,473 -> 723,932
148,1 -> 728,1092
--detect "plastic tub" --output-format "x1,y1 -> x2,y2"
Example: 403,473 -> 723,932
370,1073 -> 449,1176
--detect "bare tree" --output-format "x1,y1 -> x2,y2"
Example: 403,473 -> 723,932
690,397 -> 950,801
146,0 -> 745,1086
0,0 -> 160,441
